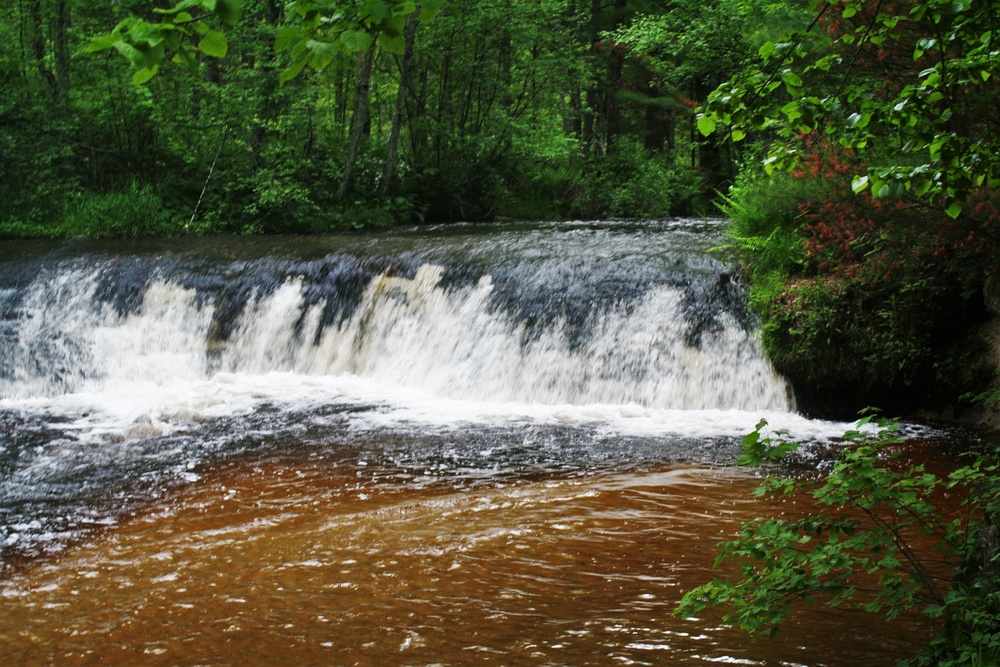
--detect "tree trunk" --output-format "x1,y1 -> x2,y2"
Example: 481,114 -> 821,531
567,83 -> 583,142
642,74 -> 668,152
604,0 -> 628,151
605,45 -> 623,150
250,0 -> 282,168
338,37 -> 377,201
52,0 -> 70,105
379,13 -> 419,197
980,524 -> 1000,582
23,0 -> 54,90
582,0 -> 601,155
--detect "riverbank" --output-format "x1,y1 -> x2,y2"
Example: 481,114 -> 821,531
718,167 -> 1000,426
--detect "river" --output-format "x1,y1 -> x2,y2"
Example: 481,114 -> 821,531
0,219 -> 956,664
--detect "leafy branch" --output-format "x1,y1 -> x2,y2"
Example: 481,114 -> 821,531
85,0 -> 452,85
675,412 -> 1000,664
695,0 -> 1000,219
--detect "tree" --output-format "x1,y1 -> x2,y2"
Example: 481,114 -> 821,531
696,0 -> 1000,218
3,0 -> 756,237
337,35 -> 377,200
378,11 -> 419,196
84,0 -> 448,85
612,0 -> 816,187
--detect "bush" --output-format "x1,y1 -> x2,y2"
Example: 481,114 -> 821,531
551,140 -> 707,219
720,144 -> 998,414
496,161 -> 585,221
676,413 -> 1000,664
590,142 -> 687,218
320,195 -> 425,231
60,182 -> 178,238
715,166 -> 832,280
1,183 -> 179,239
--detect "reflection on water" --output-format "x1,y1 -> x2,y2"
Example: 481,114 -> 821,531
0,459 -> 928,666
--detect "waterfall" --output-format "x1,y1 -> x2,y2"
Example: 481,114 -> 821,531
0,221 -> 865,567
0,231 -> 791,413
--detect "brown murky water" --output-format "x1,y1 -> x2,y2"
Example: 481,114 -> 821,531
0,458 -> 930,666
0,226 -> 948,665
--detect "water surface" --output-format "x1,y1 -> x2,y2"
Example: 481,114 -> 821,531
0,220 -> 944,664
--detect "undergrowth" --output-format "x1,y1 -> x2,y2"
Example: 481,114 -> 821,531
717,146 -> 997,413
676,412 -> 1000,665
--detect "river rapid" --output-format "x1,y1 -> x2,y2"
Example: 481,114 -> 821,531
0,219 -> 953,665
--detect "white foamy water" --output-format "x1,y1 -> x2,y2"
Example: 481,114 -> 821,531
0,258 -> 821,443
0,221 -> 870,564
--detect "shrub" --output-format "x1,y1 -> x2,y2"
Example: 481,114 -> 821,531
565,139 -> 706,219
714,166 -> 832,280
60,182 -> 178,238
1,183 -> 179,240
721,140 -> 998,413
676,413 -> 1000,664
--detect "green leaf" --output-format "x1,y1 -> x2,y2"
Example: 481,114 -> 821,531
279,57 -> 309,84
197,30 -> 228,58
136,41 -> 166,68
697,114 -> 717,137
758,41 -> 775,59
113,41 -> 147,69
339,29 -> 374,52
851,112 -> 871,128
852,175 -> 870,194
378,31 -> 406,54
85,32 -> 122,54
295,1 -> 320,19
945,199 -> 963,218
367,1 -> 391,19
132,65 -> 159,85
782,71 -> 803,88
153,0 -> 201,14
307,40 -> 338,71
380,14 -> 406,36
394,0 -> 417,15
275,27 -> 303,53
913,176 -> 933,197
213,0 -> 243,29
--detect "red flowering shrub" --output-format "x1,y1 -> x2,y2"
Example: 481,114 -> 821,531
744,135 -> 1000,413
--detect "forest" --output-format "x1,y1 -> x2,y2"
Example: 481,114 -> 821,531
3,0 -> 1000,663
4,0 -> 997,416
1,0 -> 805,237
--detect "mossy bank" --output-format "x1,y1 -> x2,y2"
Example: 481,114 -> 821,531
720,167 -> 1000,424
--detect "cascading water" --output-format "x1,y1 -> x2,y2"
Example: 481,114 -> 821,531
0,220 -> 946,666
2,224 -> 789,410
0,220 -> 835,567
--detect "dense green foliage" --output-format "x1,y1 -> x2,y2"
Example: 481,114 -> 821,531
683,2 -> 1000,661
677,414 -> 1000,665
1,0 -> 814,238
699,0 -> 1000,219
719,157 -> 995,414
700,0 -> 1000,414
